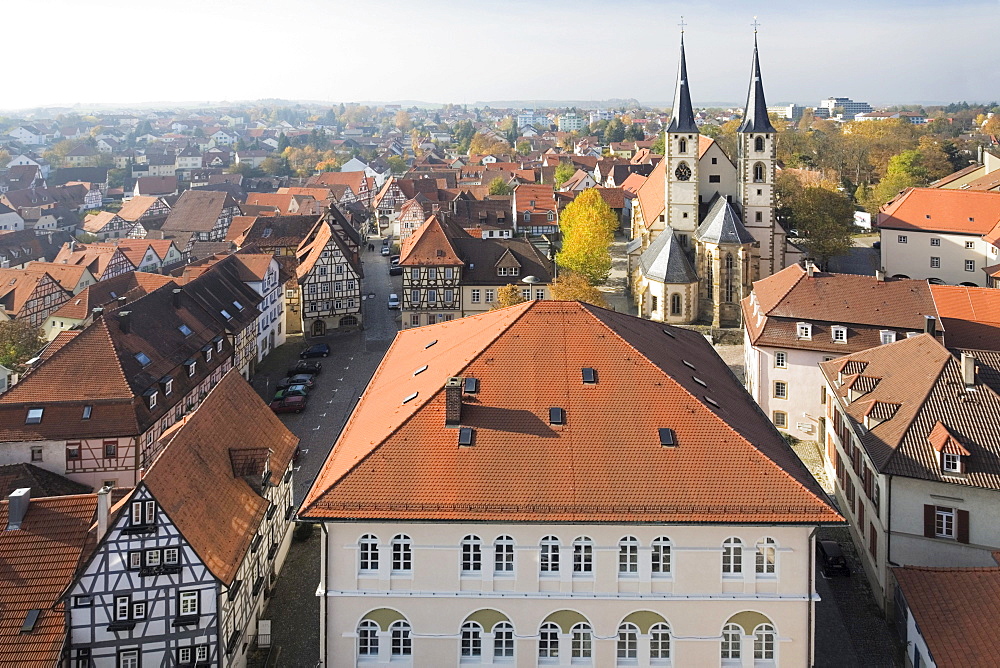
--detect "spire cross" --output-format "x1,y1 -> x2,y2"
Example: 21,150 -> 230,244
751,16 -> 760,33
678,16 -> 687,33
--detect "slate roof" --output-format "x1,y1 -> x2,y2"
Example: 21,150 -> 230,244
696,195 -> 756,245
0,493 -> 97,667
0,464 -> 92,498
737,37 -> 776,134
666,36 -> 698,134
638,227 -> 698,284
453,237 -> 554,285
142,371 -> 298,584
894,565 -> 1000,668
301,301 -> 840,524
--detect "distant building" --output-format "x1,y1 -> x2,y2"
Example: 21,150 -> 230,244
557,113 -> 586,132
767,104 -> 804,121
819,96 -> 873,121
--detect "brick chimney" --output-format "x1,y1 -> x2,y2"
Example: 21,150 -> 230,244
172,288 -> 182,308
924,315 -> 937,336
445,377 -> 463,425
6,488 -> 30,531
118,310 -> 132,334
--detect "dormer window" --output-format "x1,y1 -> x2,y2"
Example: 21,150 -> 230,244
215,338 -> 223,353
880,330 -> 896,345
832,326 -> 848,343
796,322 -> 812,340
546,212 -> 554,221
523,211 -> 530,222
147,390 -> 157,409
163,379 -> 173,396
187,359 -> 196,377
942,452 -> 962,473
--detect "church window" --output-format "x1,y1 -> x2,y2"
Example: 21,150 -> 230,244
674,162 -> 691,181
756,211 -> 763,222
725,254 -> 736,303
679,138 -> 687,153
651,296 -> 658,313
753,163 -> 765,183
706,258 -> 714,295
709,175 -> 721,183
755,136 -> 766,152
670,293 -> 682,316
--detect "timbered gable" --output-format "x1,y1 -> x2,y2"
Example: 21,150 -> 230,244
296,215 -> 363,334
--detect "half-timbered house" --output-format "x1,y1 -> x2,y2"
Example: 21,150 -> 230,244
66,371 -> 299,668
0,267 -> 73,326
53,242 -> 138,281
296,210 -> 364,336
159,190 -> 241,254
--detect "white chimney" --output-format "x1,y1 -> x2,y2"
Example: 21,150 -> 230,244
876,268 -> 885,282
962,352 -> 976,387
805,260 -> 816,278
6,488 -> 30,531
96,486 -> 111,540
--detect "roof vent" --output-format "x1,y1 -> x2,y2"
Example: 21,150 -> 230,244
425,340 -> 437,349
705,396 -> 721,409
413,365 -> 428,376
549,407 -> 565,425
658,428 -> 677,447
662,328 -> 676,339
463,377 -> 479,394
581,368 -> 597,384
402,391 -> 418,404
682,360 -> 696,370
458,427 -> 474,446
693,376 -> 707,387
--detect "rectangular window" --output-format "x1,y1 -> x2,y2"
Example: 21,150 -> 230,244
145,550 -> 161,567
796,322 -> 811,339
709,174 -> 721,183
522,289 -> 531,300
444,289 -> 454,302
427,268 -> 437,280
536,289 -> 545,300
966,241 -> 975,249
444,268 -> 454,279
30,446 -> 42,462
773,381 -> 787,399
116,596 -> 130,620
471,289 -> 481,303
898,235 -> 907,244
179,590 -> 199,616
832,326 -> 848,343
942,453 -> 961,473
129,551 -> 141,569
774,351 -> 787,368
119,649 -> 139,668
935,506 -> 955,538
409,315 -> 420,327
164,548 -> 179,565
965,259 -> 976,272
880,330 -> 896,345
427,290 -> 437,302
773,411 -> 787,428
485,289 -> 495,303
132,602 -> 146,619
494,539 -> 514,573
410,268 -> 419,280
410,289 -> 420,303
930,238 -> 941,246
930,256 -> 940,268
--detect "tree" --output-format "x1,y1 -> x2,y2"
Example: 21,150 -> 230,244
549,271 -> 608,307
386,155 -> 407,174
0,321 -> 44,371
785,187 -> 856,269
490,284 -> 527,310
488,177 -> 512,196
394,110 -> 413,133
277,133 -> 290,152
555,188 -> 618,284
604,118 -> 625,143
650,132 -> 665,154
553,162 -> 576,187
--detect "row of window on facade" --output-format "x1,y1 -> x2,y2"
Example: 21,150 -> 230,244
792,322 -> 907,345
307,299 -> 355,311
409,267 -> 457,280
896,234 -> 983,251
307,280 -> 356,292
355,613 -> 777,663
101,645 -> 209,668
356,534 -> 778,577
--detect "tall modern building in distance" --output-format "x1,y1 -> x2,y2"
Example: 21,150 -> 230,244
819,97 -> 873,121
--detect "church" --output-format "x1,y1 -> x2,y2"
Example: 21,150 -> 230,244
628,33 -> 802,327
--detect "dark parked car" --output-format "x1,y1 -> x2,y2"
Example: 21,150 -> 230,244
872,241 -> 881,250
300,343 -> 330,358
289,360 -> 322,375
273,385 -> 309,400
390,255 -> 400,265
270,395 -> 307,414
388,265 -> 403,276
277,375 -> 315,390
817,540 -> 850,577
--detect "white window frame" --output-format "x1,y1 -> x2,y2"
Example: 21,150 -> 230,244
773,381 -> 787,400
965,259 -> 976,272
930,256 -> 941,269
773,411 -> 788,428
935,506 -> 955,539
618,536 -> 639,575
880,330 -> 896,345
774,351 -> 787,368
539,536 -> 560,573
897,235 -> 907,244
179,590 -> 199,616
358,620 -> 379,657
755,537 -> 777,576
796,322 -> 811,340
391,534 -> 412,573
831,325 -> 848,343
359,534 -> 379,573
942,452 -> 961,473
461,535 -> 482,574
722,537 -> 743,576
494,535 -> 514,574
572,536 -> 593,575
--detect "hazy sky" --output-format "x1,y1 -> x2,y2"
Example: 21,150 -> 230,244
6,0 -> 998,110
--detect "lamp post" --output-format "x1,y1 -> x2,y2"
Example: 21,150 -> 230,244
521,275 -> 540,300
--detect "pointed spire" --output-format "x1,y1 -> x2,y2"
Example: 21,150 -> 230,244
667,32 -> 698,134
738,32 -> 776,134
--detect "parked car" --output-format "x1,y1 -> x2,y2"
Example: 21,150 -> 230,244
387,293 -> 400,309
380,246 -> 391,256
270,395 -> 307,414
277,375 -> 315,390
872,241 -> 881,250
289,360 -> 322,375
274,385 -> 310,400
382,237 -> 390,247
300,343 -> 330,358
390,255 -> 400,265
816,540 -> 850,577
389,265 -> 403,276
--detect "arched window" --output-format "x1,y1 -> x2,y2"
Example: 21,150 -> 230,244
756,538 -> 777,575
651,536 -> 672,574
725,253 -> 736,303
538,622 -> 560,659
721,623 -> 742,660
494,535 -> 514,573
391,534 -> 412,572
650,622 -> 671,660
723,537 -> 743,575
358,619 -> 379,657
461,621 -> 482,658
571,623 -> 593,659
754,623 -> 776,660
461,535 -> 482,574
753,162 -> 765,183
618,536 -> 639,574
359,534 -> 378,572
679,138 -> 688,153
755,136 -> 765,152
390,620 -> 411,656
540,536 -> 560,573
616,623 -> 638,661
573,536 -> 593,574
670,293 -> 682,316
493,622 -> 515,658
706,254 -> 715,295
674,161 -> 692,181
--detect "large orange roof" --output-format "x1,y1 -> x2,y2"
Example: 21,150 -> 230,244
931,284 -> 1000,351
301,301 -> 839,524
399,215 -> 464,266
878,187 -> 1000,236
635,158 -> 666,229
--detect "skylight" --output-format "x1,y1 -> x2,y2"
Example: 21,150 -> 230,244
135,352 -> 152,366
178,324 -> 193,336
658,428 -> 677,447
25,408 -> 43,425
464,377 -> 479,394
458,427 -> 474,446
20,609 -> 40,633
82,405 -> 92,420
549,407 -> 565,425
220,309 -> 232,320
233,300 -> 244,310
582,368 -> 597,384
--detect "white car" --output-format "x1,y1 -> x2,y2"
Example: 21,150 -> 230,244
387,293 -> 400,309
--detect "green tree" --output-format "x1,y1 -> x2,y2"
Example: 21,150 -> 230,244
277,133 -> 290,152
556,188 -> 618,284
650,132 -> 665,154
553,162 -> 576,187
386,156 -> 407,173
549,271 -> 608,307
604,118 -> 625,143
490,284 -> 527,310
488,177 -> 512,196
785,187 -> 856,269
0,321 -> 44,371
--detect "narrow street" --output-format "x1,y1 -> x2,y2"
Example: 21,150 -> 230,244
253,237 -> 401,667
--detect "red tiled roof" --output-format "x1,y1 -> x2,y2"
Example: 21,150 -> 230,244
0,494 -> 97,667
894,565 -> 1000,668
301,301 -> 839,524
117,196 -> 163,222
931,284 -> 1000,351
399,215 -> 465,266
877,187 -> 1000,236
636,158 -> 667,228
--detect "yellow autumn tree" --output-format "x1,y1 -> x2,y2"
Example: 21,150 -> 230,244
489,284 -> 526,310
549,271 -> 608,307
555,188 -> 618,284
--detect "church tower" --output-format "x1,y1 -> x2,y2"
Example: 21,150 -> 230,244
737,32 -> 783,277
664,32 -> 700,250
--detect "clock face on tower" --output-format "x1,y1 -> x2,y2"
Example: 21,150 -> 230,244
674,162 -> 692,181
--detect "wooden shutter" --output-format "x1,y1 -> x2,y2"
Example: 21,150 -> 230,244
923,505 -> 935,538
957,510 -> 970,544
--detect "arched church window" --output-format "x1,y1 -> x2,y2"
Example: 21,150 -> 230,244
753,163 -> 765,183
670,293 -> 682,316
725,253 -> 736,303
755,136 -> 765,152
679,138 -> 687,153
674,162 -> 692,181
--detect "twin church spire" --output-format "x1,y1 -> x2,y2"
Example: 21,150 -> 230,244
667,24 -> 774,135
